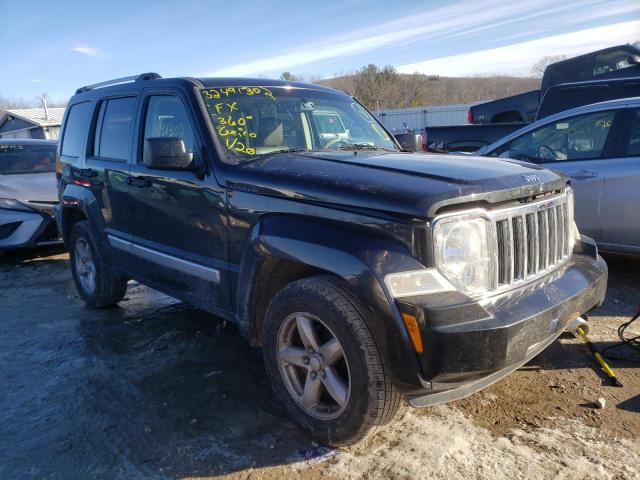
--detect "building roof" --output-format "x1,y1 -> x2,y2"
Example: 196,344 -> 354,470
3,107 -> 65,127
0,138 -> 57,145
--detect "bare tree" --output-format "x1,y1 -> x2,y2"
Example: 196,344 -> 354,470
279,72 -> 298,81
530,55 -> 567,78
0,93 -> 66,118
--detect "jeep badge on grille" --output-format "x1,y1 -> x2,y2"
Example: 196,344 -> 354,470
522,174 -> 540,182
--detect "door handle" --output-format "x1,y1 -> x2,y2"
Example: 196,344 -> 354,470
127,176 -> 151,187
569,170 -> 598,180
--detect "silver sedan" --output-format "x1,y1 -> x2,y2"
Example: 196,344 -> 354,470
0,139 -> 61,251
477,97 -> 640,255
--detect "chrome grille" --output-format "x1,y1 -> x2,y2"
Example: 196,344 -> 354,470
492,193 -> 572,290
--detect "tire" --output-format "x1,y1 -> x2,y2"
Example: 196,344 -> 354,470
262,275 -> 400,446
69,220 -> 127,308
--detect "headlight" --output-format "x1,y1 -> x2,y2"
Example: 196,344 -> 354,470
433,213 -> 493,296
384,269 -> 455,298
0,198 -> 31,211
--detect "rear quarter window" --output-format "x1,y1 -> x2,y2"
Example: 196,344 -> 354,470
61,102 -> 93,160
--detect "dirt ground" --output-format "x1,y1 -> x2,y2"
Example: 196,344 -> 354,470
0,247 -> 638,479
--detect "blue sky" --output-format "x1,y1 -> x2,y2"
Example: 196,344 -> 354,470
1,0 -> 638,103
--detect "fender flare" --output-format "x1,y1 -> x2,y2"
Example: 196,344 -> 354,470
235,215 -> 426,390
59,184 -> 111,255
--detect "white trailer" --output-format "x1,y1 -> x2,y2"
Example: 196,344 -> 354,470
375,102 -> 484,132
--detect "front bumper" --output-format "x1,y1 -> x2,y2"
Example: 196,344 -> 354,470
398,237 -> 607,407
0,206 -> 61,250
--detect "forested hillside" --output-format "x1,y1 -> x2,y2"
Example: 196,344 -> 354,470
309,65 -> 541,111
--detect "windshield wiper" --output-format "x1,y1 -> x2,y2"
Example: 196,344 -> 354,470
336,143 -> 397,152
336,143 -> 377,150
253,147 -> 310,157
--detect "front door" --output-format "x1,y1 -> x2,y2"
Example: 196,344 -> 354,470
599,107 -> 640,252
499,108 -> 621,243
127,88 -> 229,310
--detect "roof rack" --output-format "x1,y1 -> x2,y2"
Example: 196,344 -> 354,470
75,72 -> 162,94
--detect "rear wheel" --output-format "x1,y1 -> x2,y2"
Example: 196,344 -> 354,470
69,220 -> 127,307
262,275 -> 400,446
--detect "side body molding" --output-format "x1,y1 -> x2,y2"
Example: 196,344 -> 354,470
107,234 -> 221,283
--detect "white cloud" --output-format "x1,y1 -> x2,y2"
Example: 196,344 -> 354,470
396,20 -> 640,77
205,0 -> 638,77
27,78 -> 40,84
70,45 -> 106,58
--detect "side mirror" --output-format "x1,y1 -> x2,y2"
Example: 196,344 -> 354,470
628,54 -> 640,65
143,137 -> 194,170
394,133 -> 422,152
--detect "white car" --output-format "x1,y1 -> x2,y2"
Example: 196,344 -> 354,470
0,139 -> 61,251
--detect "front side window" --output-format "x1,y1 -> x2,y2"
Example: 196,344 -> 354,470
61,102 -> 92,158
497,110 -> 616,163
0,144 -> 57,174
94,97 -> 136,161
142,95 -> 195,158
199,86 -> 397,162
594,49 -> 636,76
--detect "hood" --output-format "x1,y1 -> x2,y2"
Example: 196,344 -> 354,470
227,151 -> 567,219
0,171 -> 58,203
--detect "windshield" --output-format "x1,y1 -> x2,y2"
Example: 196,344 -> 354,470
0,143 -> 57,174
200,86 -> 397,161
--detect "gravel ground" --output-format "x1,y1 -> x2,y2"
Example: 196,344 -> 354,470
0,247 -> 638,479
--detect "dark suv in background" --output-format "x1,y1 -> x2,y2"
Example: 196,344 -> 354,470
56,73 -> 607,445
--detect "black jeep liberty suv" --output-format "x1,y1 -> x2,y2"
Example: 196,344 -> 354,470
55,73 -> 607,446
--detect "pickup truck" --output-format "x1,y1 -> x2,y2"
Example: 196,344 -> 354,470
423,75 -> 640,153
471,44 -> 640,124
56,73 -> 607,446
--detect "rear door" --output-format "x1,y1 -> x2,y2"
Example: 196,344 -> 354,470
70,95 -> 138,268
126,87 -> 229,310
492,108 -> 622,243
599,107 -> 640,252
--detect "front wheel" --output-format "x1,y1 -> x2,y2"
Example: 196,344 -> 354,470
262,275 -> 400,446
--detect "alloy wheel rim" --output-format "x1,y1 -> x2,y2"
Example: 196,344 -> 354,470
75,238 -> 96,294
277,312 -> 351,420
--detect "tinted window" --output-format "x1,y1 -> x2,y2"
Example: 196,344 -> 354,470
0,144 -> 57,174
544,57 -> 587,88
625,110 -> 640,156
496,110 -> 616,162
142,95 -> 195,158
61,102 -> 92,158
594,49 -> 635,76
95,97 -> 136,161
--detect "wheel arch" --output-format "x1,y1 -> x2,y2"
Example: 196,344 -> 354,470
235,214 -> 426,390
491,110 -> 524,123
59,184 -> 109,255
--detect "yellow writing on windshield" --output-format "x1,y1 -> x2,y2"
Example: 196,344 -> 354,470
202,86 -> 276,101
202,86 -> 277,156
